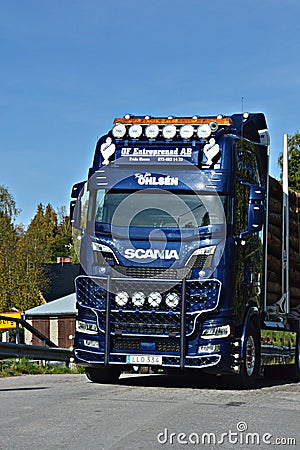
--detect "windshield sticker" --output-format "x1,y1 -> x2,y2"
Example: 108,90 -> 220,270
135,173 -> 179,186
116,146 -> 194,164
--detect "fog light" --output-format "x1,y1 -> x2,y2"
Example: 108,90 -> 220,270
179,125 -> 194,139
197,124 -> 211,139
129,124 -> 143,139
165,292 -> 180,309
198,343 -> 220,354
145,124 -> 159,139
162,124 -> 176,139
115,291 -> 129,307
112,123 -> 126,139
132,291 -> 146,307
148,291 -> 162,308
82,339 -> 99,348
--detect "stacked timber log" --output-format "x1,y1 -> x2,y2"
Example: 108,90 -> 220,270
268,176 -> 300,308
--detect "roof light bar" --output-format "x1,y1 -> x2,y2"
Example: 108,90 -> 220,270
113,116 -> 232,126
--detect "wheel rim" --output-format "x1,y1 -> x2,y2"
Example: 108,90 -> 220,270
245,335 -> 256,376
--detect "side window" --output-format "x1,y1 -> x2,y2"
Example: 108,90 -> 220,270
236,140 -> 261,185
80,183 -> 89,230
95,190 -> 106,222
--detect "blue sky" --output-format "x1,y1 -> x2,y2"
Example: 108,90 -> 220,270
0,0 -> 299,226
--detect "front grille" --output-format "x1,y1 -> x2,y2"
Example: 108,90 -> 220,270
109,311 -> 184,336
113,338 -> 180,353
112,255 -> 211,277
114,338 -> 140,351
114,266 -> 190,279
157,339 -> 180,353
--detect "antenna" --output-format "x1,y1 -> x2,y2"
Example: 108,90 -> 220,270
241,96 -> 244,113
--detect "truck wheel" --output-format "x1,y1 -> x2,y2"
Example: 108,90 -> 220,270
236,321 -> 261,389
85,367 -> 121,384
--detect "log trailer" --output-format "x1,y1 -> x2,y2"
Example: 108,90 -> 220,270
71,113 -> 300,388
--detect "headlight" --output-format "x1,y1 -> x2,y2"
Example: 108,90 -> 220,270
115,291 -> 129,307
112,123 -> 127,139
132,291 -> 146,307
179,125 -> 194,139
193,245 -> 216,256
76,320 -> 98,335
162,124 -> 176,139
128,124 -> 143,139
92,242 -> 113,253
91,242 -> 119,264
145,124 -> 159,139
197,124 -> 211,139
148,291 -> 162,307
165,292 -> 180,309
201,324 -> 231,339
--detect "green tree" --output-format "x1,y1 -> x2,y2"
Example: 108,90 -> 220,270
51,206 -> 73,260
278,131 -> 300,192
0,184 -> 19,220
26,203 -> 58,263
0,186 -> 19,310
15,231 -> 49,310
0,191 -> 50,311
0,213 -> 18,310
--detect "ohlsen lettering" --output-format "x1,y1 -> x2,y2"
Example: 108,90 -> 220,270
135,173 -> 179,186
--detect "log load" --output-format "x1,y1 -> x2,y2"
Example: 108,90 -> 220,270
267,176 -> 300,308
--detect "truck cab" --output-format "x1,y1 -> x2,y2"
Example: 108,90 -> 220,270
71,113 -> 300,387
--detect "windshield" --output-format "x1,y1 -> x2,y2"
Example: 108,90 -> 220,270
93,189 -> 228,229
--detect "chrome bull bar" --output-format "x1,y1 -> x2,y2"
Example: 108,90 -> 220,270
75,275 -> 221,369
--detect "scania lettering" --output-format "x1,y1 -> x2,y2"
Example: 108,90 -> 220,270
124,248 -> 179,260
71,113 -> 300,387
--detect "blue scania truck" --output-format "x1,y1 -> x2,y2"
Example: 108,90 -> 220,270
71,113 -> 300,388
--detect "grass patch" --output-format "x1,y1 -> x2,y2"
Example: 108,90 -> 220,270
0,358 -> 85,377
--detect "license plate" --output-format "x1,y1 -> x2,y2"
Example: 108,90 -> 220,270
126,354 -> 162,365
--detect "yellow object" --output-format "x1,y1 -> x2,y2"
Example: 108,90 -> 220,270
0,312 -> 22,330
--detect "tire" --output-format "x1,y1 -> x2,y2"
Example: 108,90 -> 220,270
85,366 -> 121,384
235,321 -> 261,389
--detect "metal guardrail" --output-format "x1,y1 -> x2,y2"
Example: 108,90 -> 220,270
0,342 -> 72,361
0,315 -> 73,362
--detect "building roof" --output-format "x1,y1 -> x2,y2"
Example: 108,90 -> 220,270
25,293 -> 77,317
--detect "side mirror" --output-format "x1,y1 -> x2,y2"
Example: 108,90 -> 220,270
249,185 -> 265,202
247,203 -> 264,232
71,181 -> 86,199
237,183 -> 265,241
70,199 -> 81,229
70,181 -> 87,229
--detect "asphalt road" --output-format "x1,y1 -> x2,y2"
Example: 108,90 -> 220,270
0,373 -> 299,449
